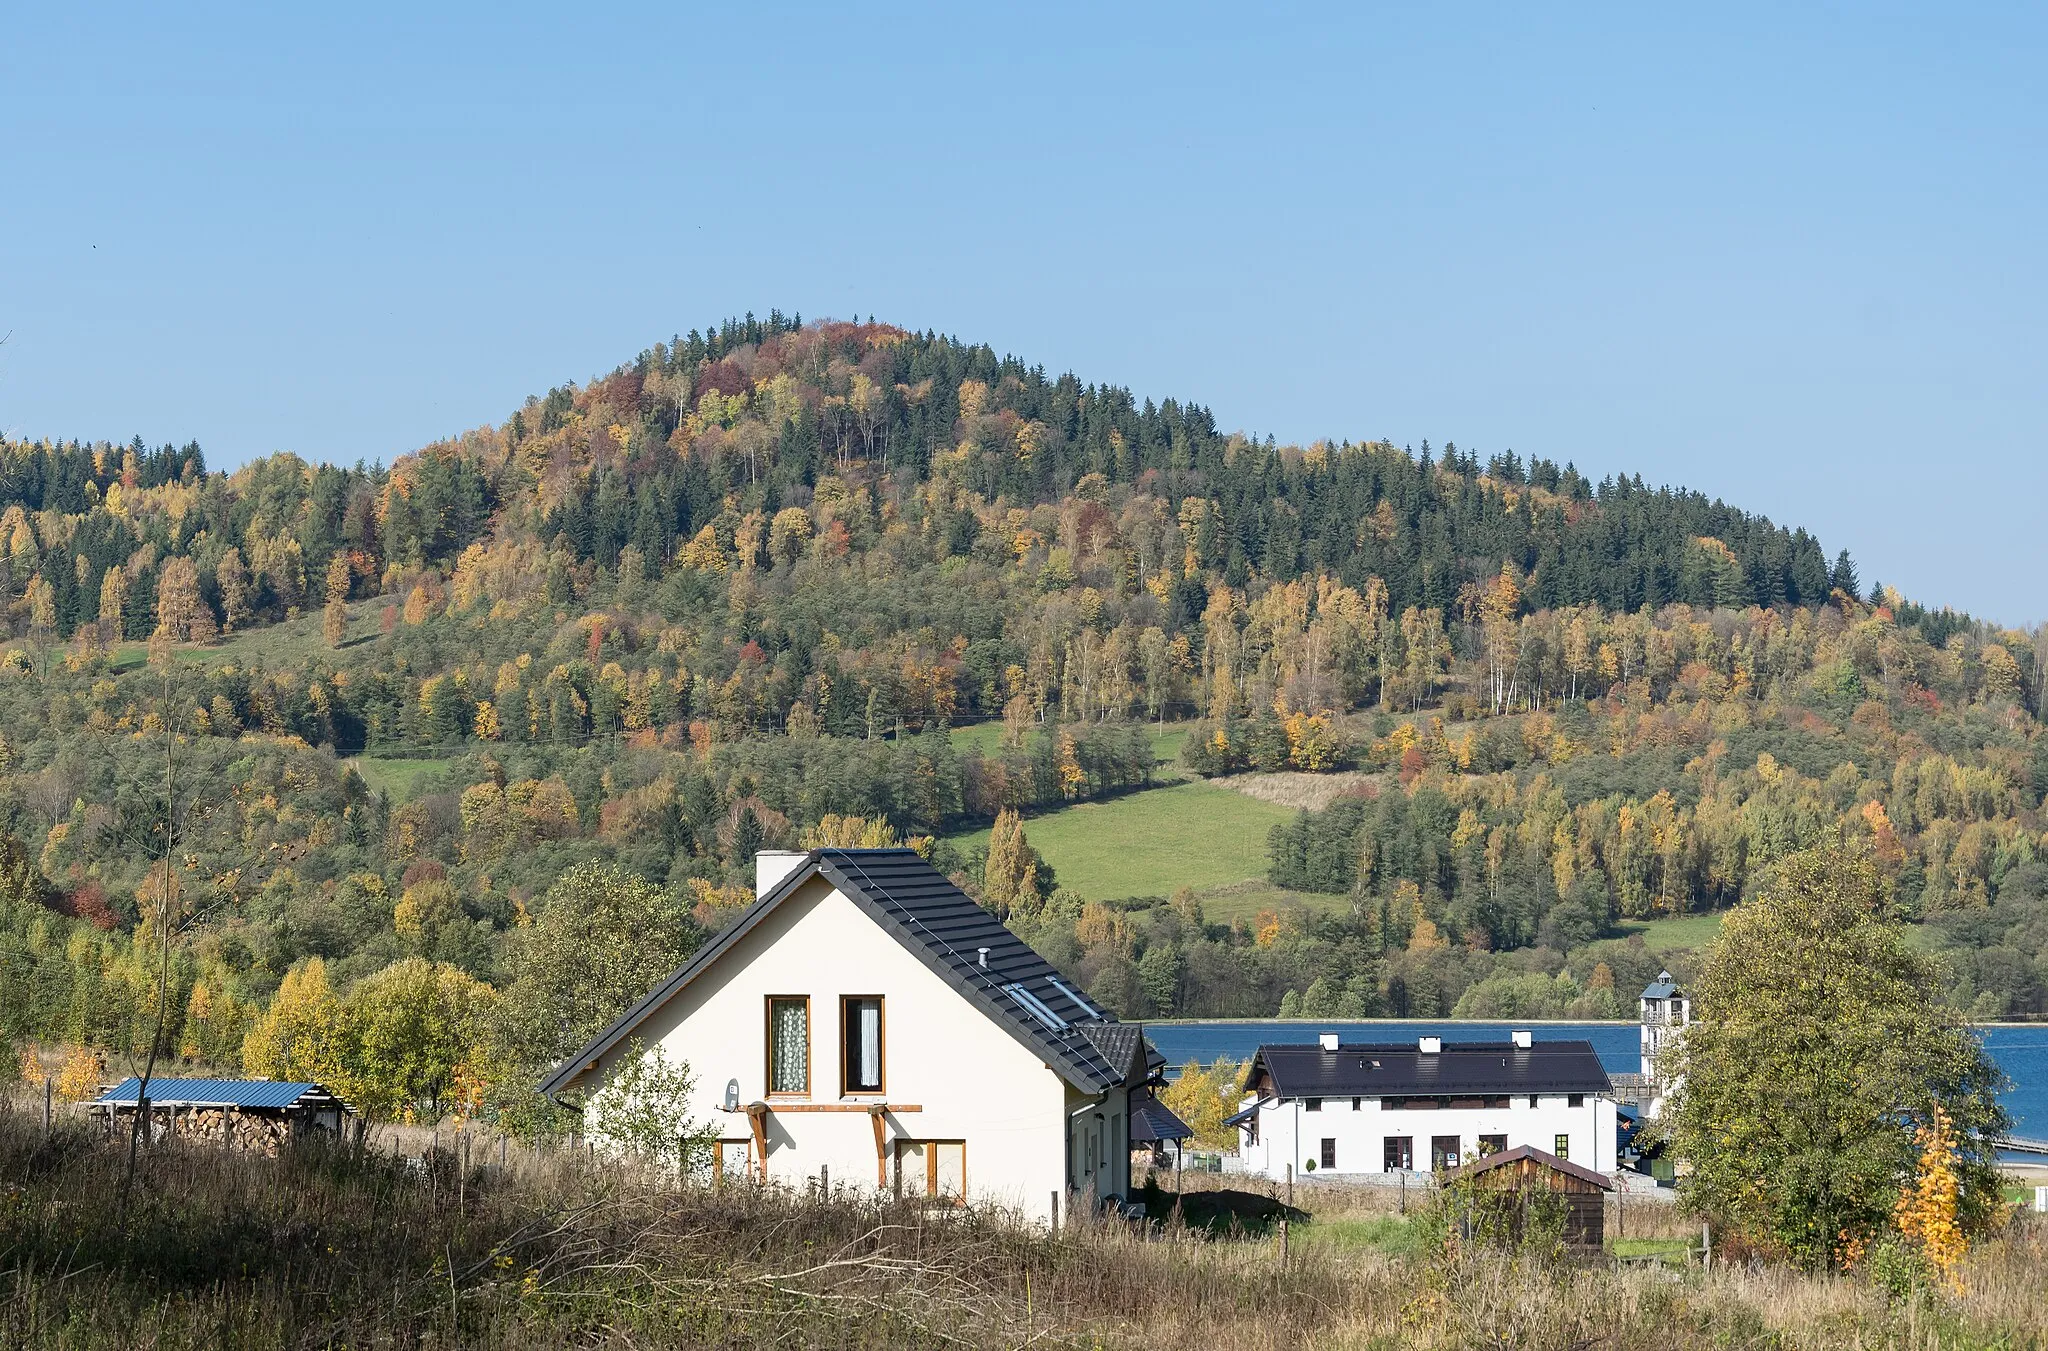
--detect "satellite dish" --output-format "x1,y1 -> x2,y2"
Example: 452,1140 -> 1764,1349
724,1079 -> 740,1111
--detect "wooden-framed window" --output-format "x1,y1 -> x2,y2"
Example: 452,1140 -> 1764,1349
711,1138 -> 757,1182
766,996 -> 810,1096
1553,1133 -> 1571,1160
1478,1133 -> 1508,1156
1319,1137 -> 1336,1169
894,1139 -> 966,1203
1304,1097 -> 1322,1112
1383,1135 -> 1413,1171
840,996 -> 884,1095
1430,1134 -> 1461,1170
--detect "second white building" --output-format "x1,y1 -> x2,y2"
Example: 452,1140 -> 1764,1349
1231,1031 -> 1618,1177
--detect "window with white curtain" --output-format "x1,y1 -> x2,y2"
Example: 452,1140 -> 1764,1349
767,997 -> 809,1095
842,996 -> 883,1093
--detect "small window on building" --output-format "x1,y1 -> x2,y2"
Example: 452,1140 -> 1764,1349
1431,1135 -> 1462,1170
1351,1096 -> 1362,1111
1383,1135 -> 1412,1171
1320,1137 -> 1337,1170
842,996 -> 883,1094
1568,1093 -> 1584,1108
1304,1097 -> 1322,1112
767,996 -> 809,1095
1554,1133 -> 1570,1160
1478,1133 -> 1507,1156
1528,1095 -> 1539,1108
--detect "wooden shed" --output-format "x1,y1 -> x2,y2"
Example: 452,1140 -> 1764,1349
89,1078 -> 354,1156
1447,1144 -> 1614,1248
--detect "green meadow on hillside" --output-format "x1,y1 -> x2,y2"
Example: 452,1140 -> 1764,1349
944,778 -> 1341,922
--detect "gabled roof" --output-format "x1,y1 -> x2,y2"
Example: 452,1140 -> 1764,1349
1244,1039 -> 1613,1099
1079,1024 -> 1149,1082
1641,970 -> 1681,1000
541,849 -> 1137,1099
1451,1144 -> 1615,1191
94,1078 -> 345,1111
1128,1087 -> 1193,1143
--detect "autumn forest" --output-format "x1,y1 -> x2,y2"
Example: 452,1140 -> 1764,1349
2,313 -> 2045,1128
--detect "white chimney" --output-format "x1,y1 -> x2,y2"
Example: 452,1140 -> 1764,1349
1319,1032 -> 1340,1052
1418,1035 -> 1442,1055
1512,1029 -> 1533,1049
755,850 -> 808,898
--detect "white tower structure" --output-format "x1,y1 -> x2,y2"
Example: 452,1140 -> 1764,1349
1638,970 -> 1689,1118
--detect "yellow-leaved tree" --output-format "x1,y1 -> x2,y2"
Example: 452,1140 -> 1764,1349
981,808 -> 1041,918
243,957 -> 342,1084
1893,1105 -> 1969,1294
54,1045 -> 108,1103
1159,1058 -> 1249,1150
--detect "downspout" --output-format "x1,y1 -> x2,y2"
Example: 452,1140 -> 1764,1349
1069,1092 -> 1108,1205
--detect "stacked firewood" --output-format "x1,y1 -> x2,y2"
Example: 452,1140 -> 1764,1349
152,1108 -> 297,1157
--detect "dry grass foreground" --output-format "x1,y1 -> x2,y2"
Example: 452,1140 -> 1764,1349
1,1108 -> 2044,1350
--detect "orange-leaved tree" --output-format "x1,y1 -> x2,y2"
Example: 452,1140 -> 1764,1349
1894,1105 -> 1969,1294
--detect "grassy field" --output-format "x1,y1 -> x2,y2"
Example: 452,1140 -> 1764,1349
1615,911 -> 1725,951
946,779 -> 1302,903
6,1106 -> 2046,1350
95,600 -> 389,673
348,756 -> 450,803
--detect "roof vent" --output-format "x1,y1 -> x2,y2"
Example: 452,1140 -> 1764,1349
1319,1032 -> 1340,1052
1512,1029 -> 1533,1049
978,946 -> 990,968
1418,1035 -> 1443,1055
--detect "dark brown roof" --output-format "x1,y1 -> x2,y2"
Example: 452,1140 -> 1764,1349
1451,1144 -> 1615,1190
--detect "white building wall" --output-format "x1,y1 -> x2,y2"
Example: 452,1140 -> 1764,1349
571,873 -> 1116,1223
1242,1094 -> 1617,1177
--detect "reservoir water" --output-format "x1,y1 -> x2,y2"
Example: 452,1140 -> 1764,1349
1144,1020 -> 2048,1152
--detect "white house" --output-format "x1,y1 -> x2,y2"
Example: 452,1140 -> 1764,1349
541,847 -> 1183,1225
1230,1031 -> 1618,1178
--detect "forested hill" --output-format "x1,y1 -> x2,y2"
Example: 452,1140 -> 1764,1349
2,315 -> 2045,1132
3,313 -> 1853,653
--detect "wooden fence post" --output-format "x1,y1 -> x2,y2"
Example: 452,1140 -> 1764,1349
1050,1191 -> 1060,1236
43,1077 -> 53,1139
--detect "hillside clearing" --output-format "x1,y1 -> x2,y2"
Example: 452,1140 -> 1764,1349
1216,770 -> 1379,812
946,779 -> 1304,903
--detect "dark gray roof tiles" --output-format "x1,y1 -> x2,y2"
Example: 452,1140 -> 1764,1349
542,849 -> 1141,1099
1078,1023 -> 1148,1080
1246,1039 -> 1613,1099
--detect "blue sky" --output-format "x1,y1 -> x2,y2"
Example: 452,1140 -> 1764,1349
5,4 -> 2043,622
